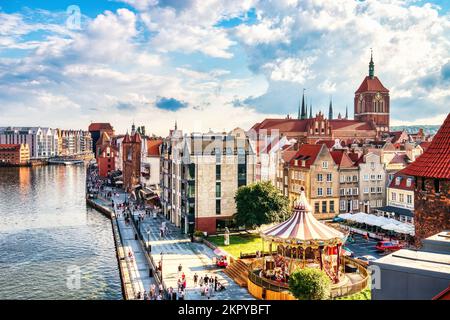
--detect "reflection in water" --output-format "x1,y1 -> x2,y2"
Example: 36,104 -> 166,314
0,165 -> 122,300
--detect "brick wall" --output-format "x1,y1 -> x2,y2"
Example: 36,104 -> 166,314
414,178 -> 450,247
196,217 -> 217,235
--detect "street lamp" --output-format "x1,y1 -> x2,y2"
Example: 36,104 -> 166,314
160,252 -> 164,282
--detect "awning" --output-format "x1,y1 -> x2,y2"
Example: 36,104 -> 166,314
375,206 -> 414,218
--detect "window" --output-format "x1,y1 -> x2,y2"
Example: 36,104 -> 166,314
353,188 -> 358,195
322,161 -> 328,169
322,201 -> 327,213
370,174 -> 376,181
377,186 -> 382,193
346,176 -> 352,182
317,188 -> 323,196
346,188 -> 352,195
327,187 -> 332,196
330,201 -> 335,213
406,178 -> 412,187
353,175 -> 358,182
353,200 -> 359,211
370,187 -> 376,193
370,162 -> 375,169
301,160 -> 306,167
364,187 -> 369,194
407,194 -> 412,204
377,174 -> 383,181
399,194 -> 404,203
340,188 -> 345,196
395,177 -> 401,185
314,202 -> 320,213
340,200 -> 346,211
434,179 -> 440,193
363,174 -> 369,181
215,182 -> 221,198
317,174 -> 323,182
392,192 -> 396,201
376,199 -> 383,207
216,199 -> 221,215
327,173 -> 332,182
216,165 -> 221,180
340,175 -> 345,183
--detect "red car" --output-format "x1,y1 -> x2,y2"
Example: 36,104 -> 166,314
375,241 -> 404,252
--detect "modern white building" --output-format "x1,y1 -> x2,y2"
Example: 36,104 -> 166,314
0,127 -> 59,159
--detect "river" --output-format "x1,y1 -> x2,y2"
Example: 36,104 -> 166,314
0,165 -> 122,300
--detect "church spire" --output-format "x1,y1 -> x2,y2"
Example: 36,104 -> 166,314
328,96 -> 333,120
345,105 -> 348,119
309,102 -> 313,119
298,89 -> 306,119
369,48 -> 375,79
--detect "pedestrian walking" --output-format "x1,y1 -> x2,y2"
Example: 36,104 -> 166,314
214,276 -> 218,291
193,273 -> 198,286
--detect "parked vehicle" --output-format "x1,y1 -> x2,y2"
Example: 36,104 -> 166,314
375,241 -> 404,252
355,255 -> 378,265
332,216 -> 345,223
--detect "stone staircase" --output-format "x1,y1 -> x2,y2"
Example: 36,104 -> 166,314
223,259 -> 250,288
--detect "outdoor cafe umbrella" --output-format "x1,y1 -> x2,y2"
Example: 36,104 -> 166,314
338,213 -> 353,220
381,223 -> 398,231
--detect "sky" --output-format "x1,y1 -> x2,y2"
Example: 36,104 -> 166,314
0,0 -> 449,136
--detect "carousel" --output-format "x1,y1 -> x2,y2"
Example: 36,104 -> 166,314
255,192 -> 348,286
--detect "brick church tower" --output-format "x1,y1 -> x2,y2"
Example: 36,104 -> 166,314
354,51 -> 390,133
122,124 -> 142,192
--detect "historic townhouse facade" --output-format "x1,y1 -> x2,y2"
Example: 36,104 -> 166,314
357,152 -> 387,213
284,144 -> 339,219
332,150 -> 360,213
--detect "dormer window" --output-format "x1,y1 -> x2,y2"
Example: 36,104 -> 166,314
406,178 -> 412,187
301,160 -> 306,167
294,160 -> 298,166
395,177 -> 401,185
322,161 -> 328,169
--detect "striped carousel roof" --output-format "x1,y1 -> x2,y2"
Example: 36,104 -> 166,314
261,192 -> 344,243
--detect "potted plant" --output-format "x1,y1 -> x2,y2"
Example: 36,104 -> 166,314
193,230 -> 204,243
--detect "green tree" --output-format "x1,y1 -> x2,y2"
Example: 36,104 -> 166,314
288,268 -> 331,300
234,181 -> 289,229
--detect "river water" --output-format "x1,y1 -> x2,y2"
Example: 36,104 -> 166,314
0,165 -> 122,300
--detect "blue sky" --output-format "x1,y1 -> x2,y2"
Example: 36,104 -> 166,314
0,0 -> 449,135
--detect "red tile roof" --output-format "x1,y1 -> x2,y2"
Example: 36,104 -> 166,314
315,140 -> 336,149
355,76 -> 389,93
0,144 -> 21,150
282,150 -> 298,163
388,173 -> 415,191
401,113 -> 450,179
330,150 -> 354,168
329,119 -> 375,131
389,153 -> 409,165
88,123 -> 113,132
290,144 -> 323,168
147,139 -> 163,156
251,118 -> 309,133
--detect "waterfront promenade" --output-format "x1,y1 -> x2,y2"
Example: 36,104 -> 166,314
90,190 -> 253,300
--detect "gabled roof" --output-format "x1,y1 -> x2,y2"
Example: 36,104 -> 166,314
355,76 -> 389,93
147,139 -> 163,156
250,118 -> 309,133
290,144 -> 324,168
419,141 -> 431,152
388,173 -> 415,191
389,153 -> 409,165
88,123 -> 113,132
330,150 -> 355,168
401,113 -> 450,179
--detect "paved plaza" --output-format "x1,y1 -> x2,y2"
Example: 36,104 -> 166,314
137,212 -> 254,300
344,233 -> 384,259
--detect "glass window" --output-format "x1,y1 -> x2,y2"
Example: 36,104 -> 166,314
314,202 -> 320,213
317,174 -> 323,182
340,200 -> 346,211
216,199 -> 221,215
317,188 -> 323,196
216,164 -> 221,180
363,174 -> 369,181
330,201 -> 335,213
327,187 -> 332,196
407,194 -> 412,204
364,187 -> 369,194
321,201 -> 327,213
322,161 -> 328,169
327,173 -> 332,182
340,188 -> 345,196
215,182 -> 221,198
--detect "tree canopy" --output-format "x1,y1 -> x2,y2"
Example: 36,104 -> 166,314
234,181 -> 290,229
288,268 -> 331,300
